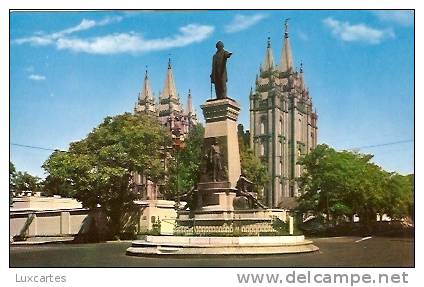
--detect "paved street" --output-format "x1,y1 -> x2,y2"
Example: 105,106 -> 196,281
10,236 -> 413,267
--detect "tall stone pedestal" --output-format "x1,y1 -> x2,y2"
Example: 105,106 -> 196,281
196,98 -> 241,212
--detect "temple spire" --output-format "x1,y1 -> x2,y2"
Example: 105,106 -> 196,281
140,68 -> 153,101
158,58 -> 181,119
284,18 -> 290,38
187,89 -> 193,115
281,18 -> 293,72
134,66 -> 157,115
161,57 -> 178,100
261,37 -> 274,71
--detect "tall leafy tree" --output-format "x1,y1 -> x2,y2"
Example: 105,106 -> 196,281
12,171 -> 42,195
297,144 -> 412,228
164,124 -> 204,199
10,162 -> 16,193
43,113 -> 170,236
238,124 -> 269,198
10,162 -> 17,205
42,175 -> 74,197
383,173 -> 413,219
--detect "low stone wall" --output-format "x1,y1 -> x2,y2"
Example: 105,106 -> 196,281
10,208 -> 89,238
10,199 -> 178,239
12,196 -> 82,210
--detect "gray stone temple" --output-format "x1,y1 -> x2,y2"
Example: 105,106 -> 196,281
134,58 -> 198,140
133,59 -> 198,199
249,21 -> 318,208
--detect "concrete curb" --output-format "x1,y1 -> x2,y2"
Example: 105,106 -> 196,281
126,235 -> 319,256
10,237 -> 74,246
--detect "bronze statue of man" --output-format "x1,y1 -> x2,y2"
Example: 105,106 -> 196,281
211,41 -> 232,99
209,138 -> 222,182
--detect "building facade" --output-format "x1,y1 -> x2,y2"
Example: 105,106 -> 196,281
250,23 -> 318,208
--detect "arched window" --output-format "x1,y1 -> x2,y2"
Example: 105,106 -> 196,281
279,118 -> 283,135
260,118 -> 266,134
260,142 -> 265,156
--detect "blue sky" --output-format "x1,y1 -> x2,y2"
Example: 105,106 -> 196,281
10,10 -> 414,177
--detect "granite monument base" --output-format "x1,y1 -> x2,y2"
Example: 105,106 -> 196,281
175,208 -> 288,235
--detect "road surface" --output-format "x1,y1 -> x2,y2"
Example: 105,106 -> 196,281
10,236 -> 413,267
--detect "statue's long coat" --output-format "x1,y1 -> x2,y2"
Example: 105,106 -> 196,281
211,49 -> 231,99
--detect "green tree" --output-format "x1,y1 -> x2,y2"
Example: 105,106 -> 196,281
296,144 -> 406,228
383,173 -> 413,219
354,161 -> 388,226
238,124 -> 269,198
10,162 -> 16,192
164,124 -> 204,199
43,113 -> 170,236
42,175 -> 74,197
12,171 -> 42,195
237,124 -> 250,147
240,148 -> 269,196
10,162 -> 17,205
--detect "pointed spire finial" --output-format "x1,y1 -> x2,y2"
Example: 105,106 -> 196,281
135,63 -> 156,114
261,36 -> 274,71
168,57 -> 172,69
281,18 -> 293,72
300,61 -> 303,73
284,18 -> 290,38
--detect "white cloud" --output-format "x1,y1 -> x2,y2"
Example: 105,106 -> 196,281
14,15 -> 123,46
323,17 -> 395,44
14,15 -> 214,55
225,14 -> 268,33
15,35 -> 54,46
374,11 -> 414,27
55,24 -> 214,55
28,74 -> 46,81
